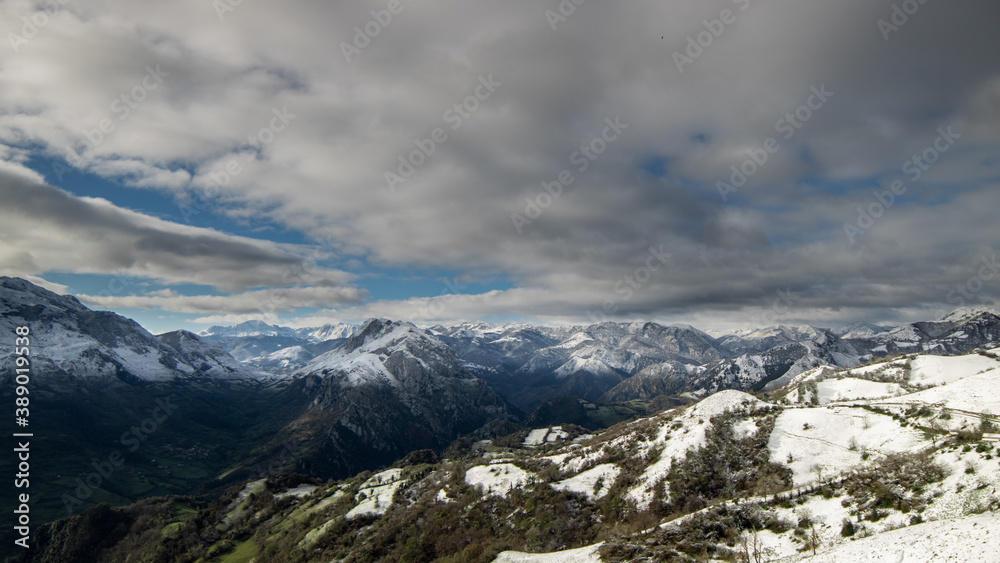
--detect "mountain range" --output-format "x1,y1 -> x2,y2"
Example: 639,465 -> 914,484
4,275 -> 1000,561
202,305 -> 1000,412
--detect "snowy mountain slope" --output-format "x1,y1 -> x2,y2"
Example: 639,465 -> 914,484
200,320 -> 301,339
0,277 -> 267,382
861,309 -> 1000,355
834,321 -> 894,339
599,359 -> 694,402
768,406 -> 927,487
280,318 -> 513,478
300,322 -> 358,341
777,512 -> 1000,562
196,309 -> 1000,409
718,325 -> 832,355
434,321 -> 729,409
199,320 -> 357,372
157,330 -> 275,381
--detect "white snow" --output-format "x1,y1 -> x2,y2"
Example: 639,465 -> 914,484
922,448 -> 1000,522
877,367 -> 1000,417
550,463 -> 620,500
524,428 -> 551,446
524,427 -> 571,446
847,359 -> 907,378
689,389 -> 769,419
554,356 -> 615,379
311,352 -> 400,387
493,542 -> 604,563
626,390 -> 769,508
942,306 -> 1000,323
733,419 -> 760,439
299,320 -> 447,386
346,468 -> 404,519
777,512 -> 1000,562
787,366 -> 830,386
814,378 -> 904,404
547,427 -> 570,442
275,484 -> 318,499
908,353 -> 999,386
556,332 -> 596,349
768,407 -> 927,486
465,463 -> 534,498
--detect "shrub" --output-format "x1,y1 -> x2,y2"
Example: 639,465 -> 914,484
666,414 -> 792,514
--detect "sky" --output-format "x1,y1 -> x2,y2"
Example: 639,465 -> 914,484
0,0 -> 998,334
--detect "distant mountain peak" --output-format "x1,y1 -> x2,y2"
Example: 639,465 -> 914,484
342,318 -> 421,353
942,306 -> 1000,324
200,320 -> 298,339
836,321 -> 894,339
0,277 -> 273,382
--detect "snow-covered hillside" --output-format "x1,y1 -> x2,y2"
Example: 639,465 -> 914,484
475,348 -> 1000,562
0,277 -> 269,382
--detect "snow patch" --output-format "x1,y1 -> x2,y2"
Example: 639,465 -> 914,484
465,463 -> 534,498
346,469 -> 404,519
776,512 -> 1000,562
768,407 -> 927,487
524,428 -> 550,447
908,353 -> 999,386
493,542 -> 604,563
814,378 -> 904,404
524,427 -> 571,446
275,484 -> 318,499
550,463 -> 620,500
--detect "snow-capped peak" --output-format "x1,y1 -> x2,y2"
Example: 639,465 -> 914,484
941,305 -> 1000,324
297,318 -> 468,388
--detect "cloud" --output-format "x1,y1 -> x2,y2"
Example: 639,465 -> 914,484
0,0 -> 998,329
0,170 -> 362,301
80,285 -> 366,315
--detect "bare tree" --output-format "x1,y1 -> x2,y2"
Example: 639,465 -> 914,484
811,463 -> 825,483
739,527 -> 772,563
